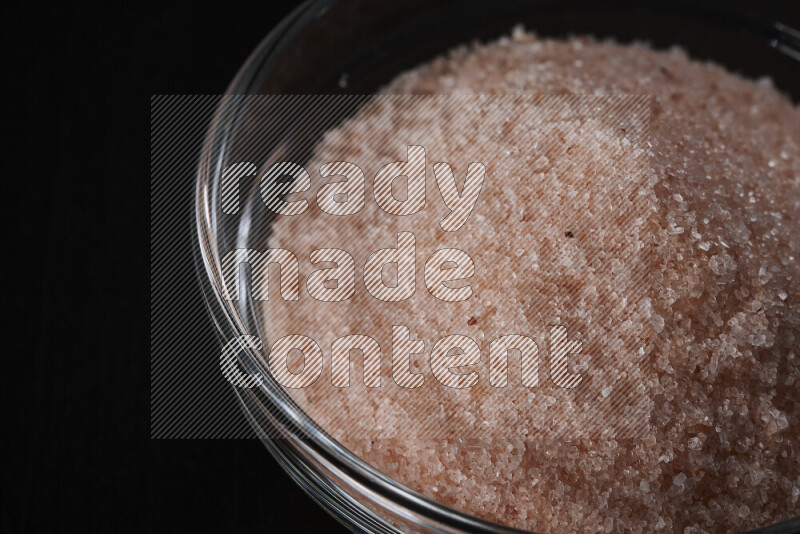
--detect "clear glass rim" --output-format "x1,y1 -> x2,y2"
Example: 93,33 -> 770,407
193,1 -> 530,529
194,1 -> 800,532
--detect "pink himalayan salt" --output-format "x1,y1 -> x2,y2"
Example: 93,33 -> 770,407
263,33 -> 800,533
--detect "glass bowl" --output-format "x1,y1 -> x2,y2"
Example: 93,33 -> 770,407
195,1 -> 800,532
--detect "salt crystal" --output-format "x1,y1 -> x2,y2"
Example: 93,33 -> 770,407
649,314 -> 665,333
739,505 -> 750,518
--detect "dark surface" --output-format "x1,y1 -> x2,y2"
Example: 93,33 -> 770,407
12,1 -> 348,533
9,1 -> 799,533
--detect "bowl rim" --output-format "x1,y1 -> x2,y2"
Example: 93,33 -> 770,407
195,1 -> 800,532
195,1 -> 531,531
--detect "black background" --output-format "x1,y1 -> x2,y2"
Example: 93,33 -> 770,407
10,1 -> 799,533
13,1 -> 347,532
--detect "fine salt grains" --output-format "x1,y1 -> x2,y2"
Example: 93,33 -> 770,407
263,33 -> 799,533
